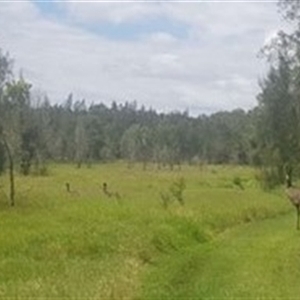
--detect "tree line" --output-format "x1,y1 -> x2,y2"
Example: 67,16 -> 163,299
1,0 -> 300,202
0,54 -> 259,175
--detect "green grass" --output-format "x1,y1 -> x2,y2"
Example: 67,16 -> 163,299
141,214 -> 300,300
0,162 -> 297,299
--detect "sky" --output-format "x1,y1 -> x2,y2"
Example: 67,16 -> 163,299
0,0 -> 289,116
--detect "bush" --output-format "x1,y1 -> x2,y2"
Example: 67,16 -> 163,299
169,177 -> 186,206
255,168 -> 282,190
160,191 -> 172,209
159,177 -> 186,208
233,176 -> 244,190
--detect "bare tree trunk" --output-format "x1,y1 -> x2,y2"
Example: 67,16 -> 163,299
285,164 -> 293,187
297,206 -> 299,230
2,137 -> 15,206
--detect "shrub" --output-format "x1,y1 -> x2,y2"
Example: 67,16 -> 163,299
169,177 -> 186,206
255,168 -> 281,190
160,191 -> 172,209
233,176 -> 244,190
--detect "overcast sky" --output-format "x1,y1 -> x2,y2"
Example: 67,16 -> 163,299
0,0 -> 288,116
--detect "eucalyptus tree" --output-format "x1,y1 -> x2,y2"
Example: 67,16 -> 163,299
0,50 -> 15,205
74,100 -> 88,168
257,57 -> 299,184
121,124 -> 153,169
255,0 -> 300,185
0,49 -> 12,174
0,49 -> 33,204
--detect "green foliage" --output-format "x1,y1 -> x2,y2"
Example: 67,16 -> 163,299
159,191 -> 172,209
0,47 -> 260,170
121,124 -> 153,168
159,177 -> 186,208
256,57 -> 300,187
0,141 -> 5,174
256,1 -> 300,187
169,177 -> 186,205
256,167 -> 282,190
0,49 -> 12,91
278,0 -> 300,23
142,213 -> 300,300
232,176 -> 244,190
32,163 -> 48,176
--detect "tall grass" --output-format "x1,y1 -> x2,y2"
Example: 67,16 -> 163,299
0,163 -> 292,299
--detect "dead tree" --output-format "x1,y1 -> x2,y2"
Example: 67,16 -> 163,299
285,174 -> 300,230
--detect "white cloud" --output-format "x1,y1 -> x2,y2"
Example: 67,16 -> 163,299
0,1 -> 38,21
0,0 -> 287,115
146,32 -> 178,45
60,0 -> 162,24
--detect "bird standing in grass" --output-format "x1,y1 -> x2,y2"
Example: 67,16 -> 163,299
285,173 -> 300,230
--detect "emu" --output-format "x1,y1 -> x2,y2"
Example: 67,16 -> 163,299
285,174 -> 300,230
102,182 -> 120,199
65,182 -> 79,196
102,182 -> 112,197
66,182 -> 71,193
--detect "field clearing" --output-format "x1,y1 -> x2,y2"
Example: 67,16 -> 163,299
0,163 -> 297,299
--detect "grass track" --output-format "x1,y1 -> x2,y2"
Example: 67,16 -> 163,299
141,212 -> 300,300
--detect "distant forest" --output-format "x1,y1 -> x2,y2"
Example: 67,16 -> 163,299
0,48 -> 262,174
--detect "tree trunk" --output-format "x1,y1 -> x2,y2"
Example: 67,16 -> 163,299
285,164 -> 293,188
297,206 -> 299,230
2,137 -> 15,206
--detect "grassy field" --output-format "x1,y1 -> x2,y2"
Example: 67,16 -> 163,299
0,162 -> 298,299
